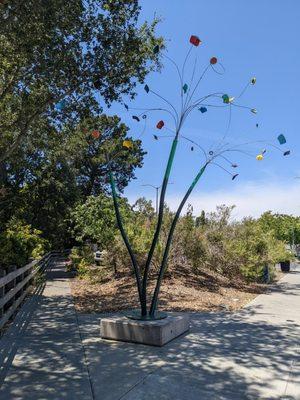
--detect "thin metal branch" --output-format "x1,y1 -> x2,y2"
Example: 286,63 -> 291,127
163,53 -> 184,89
185,64 -> 210,111
149,89 -> 179,128
180,135 -> 208,162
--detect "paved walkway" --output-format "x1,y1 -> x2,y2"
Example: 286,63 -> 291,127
0,259 -> 93,400
0,261 -> 299,399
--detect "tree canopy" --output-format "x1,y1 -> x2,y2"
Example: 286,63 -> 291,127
0,0 -> 161,252
0,0 -> 162,162
259,211 -> 300,245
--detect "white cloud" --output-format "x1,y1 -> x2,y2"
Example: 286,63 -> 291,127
128,180 -> 300,220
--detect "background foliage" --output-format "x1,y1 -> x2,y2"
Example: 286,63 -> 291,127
71,200 -> 294,283
0,0 -> 160,267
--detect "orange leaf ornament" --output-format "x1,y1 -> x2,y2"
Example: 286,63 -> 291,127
91,130 -> 100,139
156,120 -> 164,129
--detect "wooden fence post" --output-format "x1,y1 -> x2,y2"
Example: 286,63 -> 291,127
0,270 -> 5,319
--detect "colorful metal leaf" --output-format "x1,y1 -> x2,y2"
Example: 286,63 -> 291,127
251,108 -> 257,114
123,140 -> 133,149
256,154 -> 263,160
283,150 -> 290,156
277,134 -> 286,145
232,174 -> 239,180
251,77 -> 256,85
210,57 -> 217,65
189,35 -> 201,46
156,120 -> 164,129
132,115 -> 140,122
222,94 -> 229,104
183,84 -> 188,93
144,84 -> 150,93
91,130 -> 100,139
199,107 -> 207,113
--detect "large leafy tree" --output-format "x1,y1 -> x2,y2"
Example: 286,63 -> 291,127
0,114 -> 145,246
0,0 -> 162,162
0,0 -> 162,247
67,114 -> 145,197
258,211 -> 300,245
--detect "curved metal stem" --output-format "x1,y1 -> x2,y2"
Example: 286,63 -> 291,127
108,170 -> 143,310
141,136 -> 179,315
149,162 -> 208,316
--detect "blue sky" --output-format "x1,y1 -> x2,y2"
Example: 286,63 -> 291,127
109,0 -> 300,219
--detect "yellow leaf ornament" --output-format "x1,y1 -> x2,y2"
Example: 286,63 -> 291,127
123,140 -> 133,149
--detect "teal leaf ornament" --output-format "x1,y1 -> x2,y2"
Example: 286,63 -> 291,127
222,94 -> 229,104
277,134 -> 286,145
144,84 -> 150,93
183,84 -> 188,93
199,107 -> 207,113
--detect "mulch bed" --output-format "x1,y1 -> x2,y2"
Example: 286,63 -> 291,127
71,267 -> 284,314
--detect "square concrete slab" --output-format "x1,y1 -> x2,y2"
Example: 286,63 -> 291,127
100,313 -> 190,346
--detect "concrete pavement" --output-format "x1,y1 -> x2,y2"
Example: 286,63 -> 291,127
0,260 -> 299,399
0,259 -> 93,400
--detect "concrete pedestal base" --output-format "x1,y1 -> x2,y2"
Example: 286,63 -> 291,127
100,312 -> 190,346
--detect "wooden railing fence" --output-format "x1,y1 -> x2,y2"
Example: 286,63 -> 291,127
0,251 -> 62,331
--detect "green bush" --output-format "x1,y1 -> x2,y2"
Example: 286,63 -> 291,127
69,245 -> 95,279
0,218 -> 48,268
168,206 -> 293,282
71,200 -> 295,284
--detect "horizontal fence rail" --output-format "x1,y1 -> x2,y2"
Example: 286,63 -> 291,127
0,251 -> 62,331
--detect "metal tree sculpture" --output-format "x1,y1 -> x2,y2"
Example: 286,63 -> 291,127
106,35 -> 290,320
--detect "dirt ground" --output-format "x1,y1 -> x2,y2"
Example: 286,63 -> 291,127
71,267 -> 284,314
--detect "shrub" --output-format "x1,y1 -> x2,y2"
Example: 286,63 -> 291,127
69,245 -> 99,280
0,218 -> 48,269
71,200 -> 295,284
